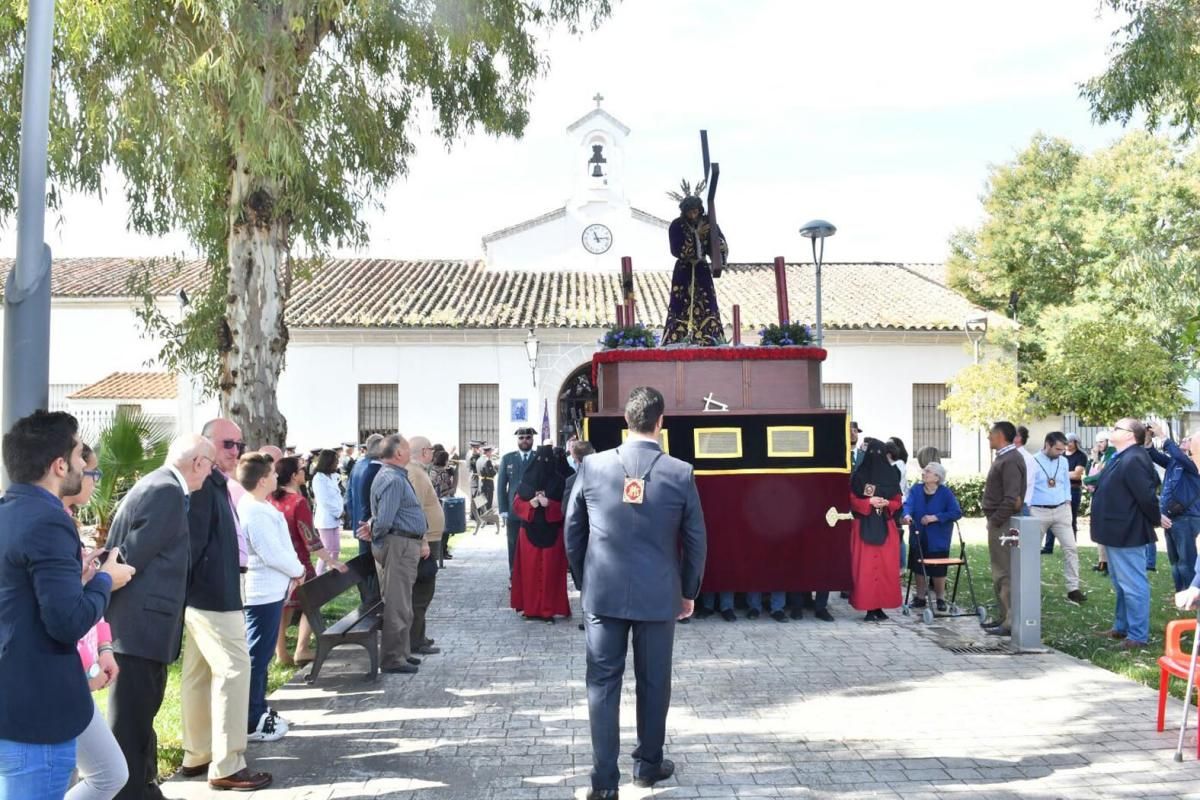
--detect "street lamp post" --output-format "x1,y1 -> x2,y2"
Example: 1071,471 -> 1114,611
524,328 -> 540,387
964,315 -> 989,473
799,220 -> 837,349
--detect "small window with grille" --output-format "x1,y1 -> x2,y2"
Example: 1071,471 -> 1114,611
358,384 -> 399,443
694,428 -> 743,459
821,383 -> 853,417
621,429 -> 670,453
767,426 -> 814,458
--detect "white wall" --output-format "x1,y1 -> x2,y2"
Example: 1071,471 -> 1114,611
485,206 -> 667,273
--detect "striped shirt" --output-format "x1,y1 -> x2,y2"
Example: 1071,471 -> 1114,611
369,463 -> 427,539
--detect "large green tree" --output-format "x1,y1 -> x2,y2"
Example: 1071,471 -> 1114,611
0,0 -> 610,445
947,131 -> 1196,422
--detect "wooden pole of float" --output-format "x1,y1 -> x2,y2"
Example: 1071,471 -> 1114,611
732,304 -> 741,345
620,256 -> 635,325
773,256 -> 790,326
615,304 -> 625,327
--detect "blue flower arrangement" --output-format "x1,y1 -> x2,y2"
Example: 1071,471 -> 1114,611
758,323 -> 814,347
601,322 -> 659,349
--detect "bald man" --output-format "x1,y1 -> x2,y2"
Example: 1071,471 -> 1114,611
178,419 -> 270,791
106,435 -> 216,800
408,436 -> 446,656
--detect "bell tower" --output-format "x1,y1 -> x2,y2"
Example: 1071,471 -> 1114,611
566,93 -> 630,211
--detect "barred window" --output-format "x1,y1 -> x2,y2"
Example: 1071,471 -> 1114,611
912,384 -> 951,458
458,384 -> 499,454
358,384 -> 398,443
822,383 -> 853,417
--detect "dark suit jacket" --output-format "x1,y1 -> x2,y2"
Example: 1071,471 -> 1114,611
564,439 -> 707,621
105,467 -> 190,664
0,483 -> 111,744
497,449 -> 533,515
347,457 -> 382,531
1090,445 -> 1160,548
185,470 -> 242,612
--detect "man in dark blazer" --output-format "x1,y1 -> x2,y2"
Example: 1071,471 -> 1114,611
498,426 -> 536,574
347,433 -> 385,607
105,434 -> 215,800
1091,417 -> 1161,649
0,410 -> 134,796
565,387 -> 707,800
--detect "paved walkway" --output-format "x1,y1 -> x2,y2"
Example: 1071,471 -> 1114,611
165,528 -> 1200,800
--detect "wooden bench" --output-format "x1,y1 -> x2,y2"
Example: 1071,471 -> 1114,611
295,553 -> 382,683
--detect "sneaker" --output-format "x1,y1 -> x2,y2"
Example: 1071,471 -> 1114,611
247,711 -> 285,743
910,597 -> 927,609
746,608 -> 761,620
935,599 -> 948,613
267,708 -> 289,734
1066,590 -> 1086,605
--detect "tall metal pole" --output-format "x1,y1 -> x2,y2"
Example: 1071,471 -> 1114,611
812,236 -> 824,349
974,339 -> 981,473
3,0 -> 56,486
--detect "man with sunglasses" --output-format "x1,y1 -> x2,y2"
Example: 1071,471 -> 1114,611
1091,418 -> 1161,650
178,419 -> 271,791
104,434 -> 216,800
498,427 -> 538,575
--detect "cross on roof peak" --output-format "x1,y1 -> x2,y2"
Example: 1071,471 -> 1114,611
593,92 -> 604,108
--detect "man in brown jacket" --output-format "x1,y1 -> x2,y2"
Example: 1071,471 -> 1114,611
408,436 -> 446,656
981,421 -> 1027,636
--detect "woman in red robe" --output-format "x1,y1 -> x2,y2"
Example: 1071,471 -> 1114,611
510,445 -> 572,622
849,438 -> 903,621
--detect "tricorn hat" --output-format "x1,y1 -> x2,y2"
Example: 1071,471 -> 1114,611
515,426 -> 537,436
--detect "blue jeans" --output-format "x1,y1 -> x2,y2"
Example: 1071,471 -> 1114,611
0,738 -> 76,800
245,599 -> 285,731
1167,516 -> 1200,592
700,592 -> 733,612
1107,545 -> 1151,644
746,592 -> 786,613
1146,542 -> 1158,570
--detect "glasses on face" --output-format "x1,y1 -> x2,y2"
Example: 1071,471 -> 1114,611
83,469 -> 102,483
221,439 -> 246,454
1113,426 -> 1132,434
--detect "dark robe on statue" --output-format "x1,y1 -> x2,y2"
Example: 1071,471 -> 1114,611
662,214 -> 727,346
848,439 -> 903,612
510,445 -> 572,620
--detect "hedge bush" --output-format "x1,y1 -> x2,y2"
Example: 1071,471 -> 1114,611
944,473 -> 1091,517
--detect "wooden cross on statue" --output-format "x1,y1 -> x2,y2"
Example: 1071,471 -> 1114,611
700,130 -> 724,278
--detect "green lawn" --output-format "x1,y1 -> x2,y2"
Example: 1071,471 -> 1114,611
959,541 -> 1189,695
96,533 -> 364,778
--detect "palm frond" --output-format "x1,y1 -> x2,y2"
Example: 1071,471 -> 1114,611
665,177 -> 707,202
84,409 -> 171,533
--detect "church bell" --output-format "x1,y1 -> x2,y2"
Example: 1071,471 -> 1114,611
588,144 -> 607,177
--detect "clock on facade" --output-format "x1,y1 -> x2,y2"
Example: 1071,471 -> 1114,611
581,223 -> 613,254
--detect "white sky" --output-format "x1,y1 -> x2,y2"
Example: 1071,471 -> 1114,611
1,0 -> 1135,264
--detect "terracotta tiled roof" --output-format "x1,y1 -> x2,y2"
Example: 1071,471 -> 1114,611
68,371 -> 177,400
4,257 -> 999,332
0,257 -> 209,298
285,259 -> 1000,332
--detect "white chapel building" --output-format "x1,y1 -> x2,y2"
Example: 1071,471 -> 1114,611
0,99 -> 1081,475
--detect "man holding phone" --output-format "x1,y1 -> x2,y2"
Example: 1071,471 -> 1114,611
0,410 -> 135,798
106,434 -> 217,800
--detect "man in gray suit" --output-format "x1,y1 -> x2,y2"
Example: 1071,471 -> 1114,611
105,435 -> 216,800
565,387 -> 707,800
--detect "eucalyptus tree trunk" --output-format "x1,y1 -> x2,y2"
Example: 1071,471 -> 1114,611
219,155 -> 290,447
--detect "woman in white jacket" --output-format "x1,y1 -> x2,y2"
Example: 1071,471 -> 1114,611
311,449 -> 345,575
237,453 -> 305,743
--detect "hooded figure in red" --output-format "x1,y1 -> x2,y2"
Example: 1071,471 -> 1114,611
510,445 -> 573,621
848,438 -> 903,621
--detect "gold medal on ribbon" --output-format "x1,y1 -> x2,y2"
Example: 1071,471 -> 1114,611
1048,478 -> 1056,488
623,477 -> 645,504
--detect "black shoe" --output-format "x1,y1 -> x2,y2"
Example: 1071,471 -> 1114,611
720,609 -> 737,622
1067,590 -> 1086,605
935,599 -> 947,613
863,611 -> 877,622
770,610 -> 788,622
632,759 -> 675,788
910,597 -> 927,609
875,610 -> 889,621
815,609 -> 834,622
415,645 -> 441,655
384,663 -> 419,674
746,608 -> 761,620
790,607 -> 804,620
695,607 -> 713,619
1040,549 -> 1053,555
578,622 -> 585,630
422,638 -> 435,647
443,551 -> 453,559
587,790 -> 619,800
406,656 -> 421,665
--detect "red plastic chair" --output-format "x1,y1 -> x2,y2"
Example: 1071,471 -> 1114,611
1158,618 -> 1200,756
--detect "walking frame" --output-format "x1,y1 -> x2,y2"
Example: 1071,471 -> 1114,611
901,520 -> 988,626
